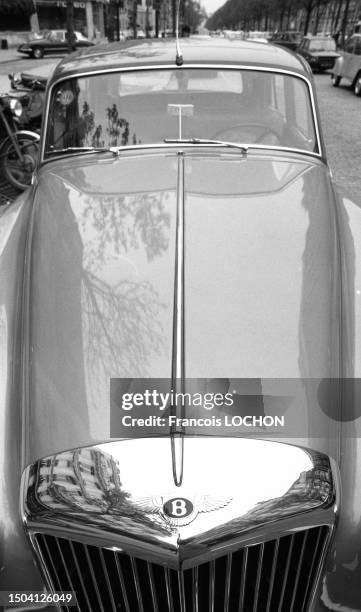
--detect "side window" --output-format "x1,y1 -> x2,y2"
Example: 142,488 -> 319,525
354,38 -> 361,55
291,78 -> 312,138
344,38 -> 355,53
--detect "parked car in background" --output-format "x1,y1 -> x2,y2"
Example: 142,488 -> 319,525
3,37 -> 361,612
297,35 -> 339,71
222,29 -> 245,40
270,30 -> 302,51
331,33 -> 361,95
246,31 -> 269,43
17,29 -> 94,59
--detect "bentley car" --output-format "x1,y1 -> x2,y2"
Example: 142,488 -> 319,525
1,37 -> 361,612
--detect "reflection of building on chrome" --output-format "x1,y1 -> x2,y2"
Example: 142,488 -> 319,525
35,448 -> 123,512
204,457 -> 333,543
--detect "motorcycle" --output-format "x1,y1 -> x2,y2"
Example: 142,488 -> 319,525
9,72 -> 46,130
0,73 -> 46,191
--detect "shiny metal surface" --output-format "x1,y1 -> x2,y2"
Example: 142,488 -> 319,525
22,438 -> 336,569
0,194 -> 46,593
32,527 -> 331,611
171,151 -> 186,485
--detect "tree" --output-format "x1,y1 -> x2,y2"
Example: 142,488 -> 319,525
183,0 -> 207,32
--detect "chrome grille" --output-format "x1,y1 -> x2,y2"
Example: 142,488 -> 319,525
34,526 -> 329,612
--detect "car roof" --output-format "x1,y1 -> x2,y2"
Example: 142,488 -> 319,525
49,37 -> 310,85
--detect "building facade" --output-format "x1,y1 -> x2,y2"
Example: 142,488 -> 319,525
34,0 -> 108,39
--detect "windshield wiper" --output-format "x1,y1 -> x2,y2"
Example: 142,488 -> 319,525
47,146 -> 112,156
164,138 -> 248,153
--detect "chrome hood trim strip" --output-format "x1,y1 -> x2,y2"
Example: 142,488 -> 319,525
171,152 -> 185,487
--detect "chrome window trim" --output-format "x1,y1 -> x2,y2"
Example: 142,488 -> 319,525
41,64 -> 323,162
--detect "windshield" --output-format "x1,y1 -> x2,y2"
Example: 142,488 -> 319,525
309,39 -> 336,51
44,68 -> 318,156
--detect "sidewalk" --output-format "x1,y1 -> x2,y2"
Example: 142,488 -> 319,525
0,47 -> 24,63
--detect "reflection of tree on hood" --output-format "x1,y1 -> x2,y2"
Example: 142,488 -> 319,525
82,272 -> 165,378
76,187 -> 171,380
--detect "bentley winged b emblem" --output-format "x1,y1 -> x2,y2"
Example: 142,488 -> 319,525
133,494 -> 233,527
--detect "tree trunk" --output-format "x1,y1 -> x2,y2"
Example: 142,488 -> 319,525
332,0 -> 343,36
172,0 -> 176,37
286,6 -> 291,29
340,0 -> 351,46
116,0 -> 120,41
132,0 -> 137,38
67,0 -> 76,53
303,1 -> 314,34
313,0 -> 320,34
279,8 -> 285,30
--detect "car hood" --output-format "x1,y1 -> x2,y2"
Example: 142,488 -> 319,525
25,149 -> 341,463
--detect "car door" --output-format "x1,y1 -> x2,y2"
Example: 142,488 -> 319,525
44,31 -> 65,53
74,33 -> 91,48
56,31 -> 68,53
342,37 -> 356,80
349,37 -> 361,82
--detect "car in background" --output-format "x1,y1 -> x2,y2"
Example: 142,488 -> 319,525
17,29 -> 94,59
3,37 -> 361,612
297,35 -> 339,71
246,31 -> 269,43
270,30 -> 302,51
222,30 -> 245,40
331,33 -> 361,95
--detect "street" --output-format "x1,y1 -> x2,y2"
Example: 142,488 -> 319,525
315,70 -> 361,204
0,53 -> 360,204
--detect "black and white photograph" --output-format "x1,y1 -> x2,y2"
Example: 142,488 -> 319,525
1,0 -> 361,610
